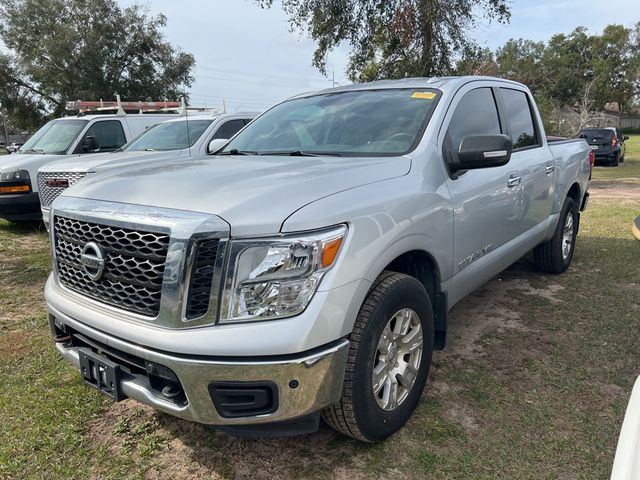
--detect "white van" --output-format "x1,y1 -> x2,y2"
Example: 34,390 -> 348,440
0,112 -> 178,221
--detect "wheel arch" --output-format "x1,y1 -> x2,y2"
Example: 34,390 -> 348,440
378,249 -> 448,350
566,182 -> 581,207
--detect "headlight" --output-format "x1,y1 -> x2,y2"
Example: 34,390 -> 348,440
0,170 -> 31,194
220,225 -> 347,323
0,170 -> 30,181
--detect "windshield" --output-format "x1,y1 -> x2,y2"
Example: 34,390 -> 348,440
221,88 -> 440,156
123,119 -> 213,152
20,119 -> 88,154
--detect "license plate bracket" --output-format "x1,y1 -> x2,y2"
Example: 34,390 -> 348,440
78,347 -> 125,401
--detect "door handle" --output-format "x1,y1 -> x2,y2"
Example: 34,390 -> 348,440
545,164 -> 555,174
507,176 -> 521,188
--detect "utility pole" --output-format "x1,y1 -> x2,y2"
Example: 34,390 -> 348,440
0,101 -> 8,148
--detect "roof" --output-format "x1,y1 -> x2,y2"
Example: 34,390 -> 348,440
290,75 -> 527,100
54,113 -> 181,121
159,112 -> 260,124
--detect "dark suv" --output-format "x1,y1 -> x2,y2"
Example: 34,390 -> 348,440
578,128 -> 628,166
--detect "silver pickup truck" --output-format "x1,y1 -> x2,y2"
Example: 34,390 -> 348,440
45,76 -> 591,442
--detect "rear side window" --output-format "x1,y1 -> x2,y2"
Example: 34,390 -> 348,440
77,120 -> 126,153
212,119 -> 246,140
447,88 -> 501,153
500,89 -> 539,150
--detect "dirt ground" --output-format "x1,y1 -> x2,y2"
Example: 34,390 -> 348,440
588,178 -> 640,200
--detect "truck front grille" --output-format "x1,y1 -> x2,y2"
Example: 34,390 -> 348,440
38,172 -> 87,208
53,215 -> 170,317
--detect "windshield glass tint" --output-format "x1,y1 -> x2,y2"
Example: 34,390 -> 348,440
20,119 -> 88,154
124,120 -> 213,151
222,89 -> 440,156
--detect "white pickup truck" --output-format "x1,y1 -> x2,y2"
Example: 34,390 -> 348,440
45,76 -> 592,441
0,112 -> 178,222
37,113 -> 256,228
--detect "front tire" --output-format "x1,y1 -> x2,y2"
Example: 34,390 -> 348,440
322,272 -> 434,442
533,197 -> 578,274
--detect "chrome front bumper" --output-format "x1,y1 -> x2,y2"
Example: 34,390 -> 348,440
50,312 -> 349,426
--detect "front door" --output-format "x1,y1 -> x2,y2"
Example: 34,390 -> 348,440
441,85 -> 516,276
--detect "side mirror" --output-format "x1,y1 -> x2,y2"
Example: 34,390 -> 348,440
208,138 -> 229,154
451,134 -> 513,171
82,136 -> 98,152
623,136 -> 629,142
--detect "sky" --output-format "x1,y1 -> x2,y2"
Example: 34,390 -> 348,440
26,0 -> 640,113
115,0 -> 637,113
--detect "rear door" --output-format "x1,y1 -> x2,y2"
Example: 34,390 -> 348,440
497,87 -> 554,235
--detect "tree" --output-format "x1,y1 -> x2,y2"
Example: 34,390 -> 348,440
455,47 -> 498,77
0,0 -> 195,128
256,0 -> 510,82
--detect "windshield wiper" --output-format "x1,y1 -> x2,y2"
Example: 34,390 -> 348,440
262,150 -> 342,157
218,149 -> 259,156
144,148 -> 157,152
20,149 -> 44,154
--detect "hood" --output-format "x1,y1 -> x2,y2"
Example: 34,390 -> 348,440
63,154 -> 412,236
0,153 -> 67,174
39,150 -> 187,173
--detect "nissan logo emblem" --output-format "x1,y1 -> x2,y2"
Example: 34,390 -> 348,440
80,242 -> 106,281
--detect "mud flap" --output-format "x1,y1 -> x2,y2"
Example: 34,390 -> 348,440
434,291 -> 447,350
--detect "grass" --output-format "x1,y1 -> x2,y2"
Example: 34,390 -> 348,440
0,139 -> 638,479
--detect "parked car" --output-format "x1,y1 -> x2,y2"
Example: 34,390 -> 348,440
37,112 -> 256,228
0,111 -> 180,221
6,142 -> 24,153
45,76 -> 591,441
578,127 -> 628,166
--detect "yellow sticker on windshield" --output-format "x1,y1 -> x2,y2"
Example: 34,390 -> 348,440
412,92 -> 437,100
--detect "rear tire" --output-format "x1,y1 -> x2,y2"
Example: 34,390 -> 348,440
611,153 -> 620,166
322,271 -> 434,442
533,197 -> 578,274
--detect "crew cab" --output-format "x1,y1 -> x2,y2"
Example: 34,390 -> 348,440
45,77 -> 591,441
37,113 -> 256,228
0,112 -> 179,221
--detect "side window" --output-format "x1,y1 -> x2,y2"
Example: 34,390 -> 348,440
211,120 -> 245,140
500,88 -> 539,150
446,88 -> 501,153
76,120 -> 126,153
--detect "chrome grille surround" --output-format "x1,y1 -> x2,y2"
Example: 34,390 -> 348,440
51,196 -> 229,328
38,171 -> 88,208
